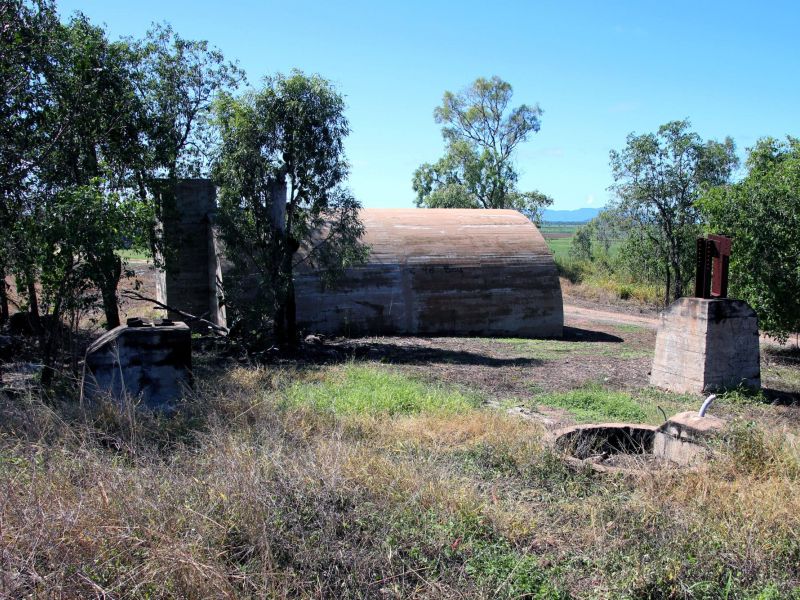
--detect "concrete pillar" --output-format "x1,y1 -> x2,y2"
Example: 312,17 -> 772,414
163,179 -> 226,330
650,298 -> 760,394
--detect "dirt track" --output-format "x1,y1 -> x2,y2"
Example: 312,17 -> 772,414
564,304 -> 658,330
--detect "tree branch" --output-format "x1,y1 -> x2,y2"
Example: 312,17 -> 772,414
120,289 -> 228,334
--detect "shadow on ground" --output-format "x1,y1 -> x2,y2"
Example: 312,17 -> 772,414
275,326 -> 625,367
561,326 -> 624,343
304,342 -> 544,367
761,387 -> 800,406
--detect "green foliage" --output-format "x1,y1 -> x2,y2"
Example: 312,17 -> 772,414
388,507 -> 568,598
698,137 -> 800,341
41,182 -> 152,307
554,255 -> 591,284
413,76 -> 553,223
285,364 -> 480,415
213,71 -> 367,346
609,120 -> 738,303
569,224 -> 594,261
0,2 -> 243,383
133,23 -> 245,180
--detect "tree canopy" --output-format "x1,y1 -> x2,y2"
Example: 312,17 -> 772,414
698,137 -> 800,341
0,2 -> 243,383
608,120 -> 738,304
213,71 -> 366,347
412,76 -> 553,223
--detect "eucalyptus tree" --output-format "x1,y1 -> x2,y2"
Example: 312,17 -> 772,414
0,0 -> 59,326
413,76 -> 553,223
213,71 -> 366,347
34,13 -> 149,330
134,23 -> 245,183
609,120 -> 738,304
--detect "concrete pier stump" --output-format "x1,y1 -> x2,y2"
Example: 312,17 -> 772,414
83,319 -> 192,410
650,298 -> 760,395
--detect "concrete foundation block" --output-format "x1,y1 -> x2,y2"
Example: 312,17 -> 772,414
653,411 -> 726,465
650,298 -> 760,395
83,319 -> 192,410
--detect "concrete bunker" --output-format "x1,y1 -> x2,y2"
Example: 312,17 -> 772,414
162,182 -> 564,338
295,208 -> 563,337
83,318 -> 192,410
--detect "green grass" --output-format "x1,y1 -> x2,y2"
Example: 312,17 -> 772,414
495,337 -> 587,360
535,384 -> 649,423
545,237 -> 572,260
285,363 -> 481,416
496,337 -> 649,361
614,323 -> 646,333
115,248 -> 149,261
532,384 -> 700,424
389,508 -> 568,598
2,362 -> 799,597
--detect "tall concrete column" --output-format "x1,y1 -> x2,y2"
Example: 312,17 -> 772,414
163,179 -> 226,330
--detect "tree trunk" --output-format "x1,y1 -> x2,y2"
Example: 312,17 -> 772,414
282,236 -> 298,348
664,265 -> 672,308
272,239 -> 298,349
286,275 -> 297,344
0,264 -> 8,325
673,260 -> 683,301
26,274 -> 42,334
268,177 -> 290,347
98,252 -> 123,330
40,260 -> 72,388
101,285 -> 121,330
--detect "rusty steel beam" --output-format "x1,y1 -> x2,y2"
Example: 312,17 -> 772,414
694,234 -> 731,299
707,234 -> 731,298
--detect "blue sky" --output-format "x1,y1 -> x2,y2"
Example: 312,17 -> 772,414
59,0 -> 799,210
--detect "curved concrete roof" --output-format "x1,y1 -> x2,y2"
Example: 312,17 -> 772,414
359,208 -> 552,265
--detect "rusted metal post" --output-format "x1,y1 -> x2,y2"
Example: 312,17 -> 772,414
694,234 -> 731,299
707,234 -> 731,298
695,238 -> 713,298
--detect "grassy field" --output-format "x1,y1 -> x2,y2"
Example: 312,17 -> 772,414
1,328 -> 799,598
541,222 -> 580,261
116,248 -> 150,261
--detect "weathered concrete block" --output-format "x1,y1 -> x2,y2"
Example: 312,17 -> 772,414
653,411 -> 726,465
83,319 -> 192,410
650,298 -> 760,394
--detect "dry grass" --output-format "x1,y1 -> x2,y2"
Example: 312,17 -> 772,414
1,362 -> 799,598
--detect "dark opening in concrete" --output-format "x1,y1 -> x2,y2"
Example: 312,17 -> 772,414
553,421 -> 713,473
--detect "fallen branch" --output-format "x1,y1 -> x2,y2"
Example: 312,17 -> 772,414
120,290 -> 229,335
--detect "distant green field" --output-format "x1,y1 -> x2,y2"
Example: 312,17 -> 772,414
545,236 -> 572,259
541,221 -> 581,259
539,222 -> 581,235
541,221 -> 624,260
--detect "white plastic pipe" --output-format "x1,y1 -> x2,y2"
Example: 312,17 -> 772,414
698,394 -> 717,417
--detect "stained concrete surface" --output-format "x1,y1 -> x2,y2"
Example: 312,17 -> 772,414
83,320 -> 192,410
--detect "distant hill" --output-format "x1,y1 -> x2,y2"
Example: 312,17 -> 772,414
542,207 -> 601,223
